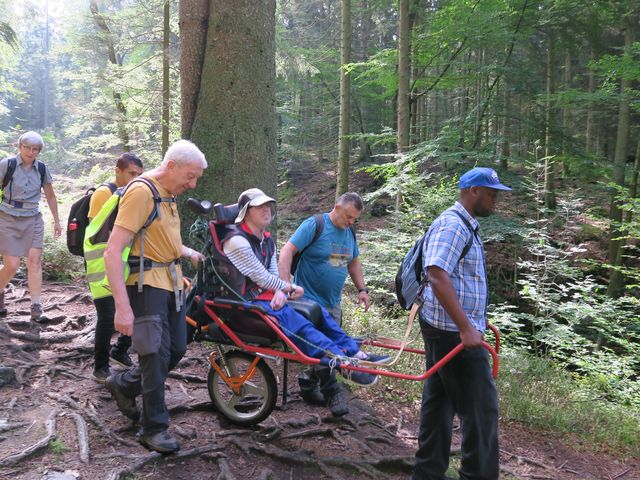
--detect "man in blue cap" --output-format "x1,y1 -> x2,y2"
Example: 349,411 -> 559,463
412,167 -> 511,480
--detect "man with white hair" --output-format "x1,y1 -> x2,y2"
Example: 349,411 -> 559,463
103,140 -> 206,453
0,131 -> 61,321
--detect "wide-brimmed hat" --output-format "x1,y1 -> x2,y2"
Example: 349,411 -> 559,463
235,188 -> 276,223
459,167 -> 512,191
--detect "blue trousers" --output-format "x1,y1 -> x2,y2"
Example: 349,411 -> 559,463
254,301 -> 359,359
413,322 -> 499,480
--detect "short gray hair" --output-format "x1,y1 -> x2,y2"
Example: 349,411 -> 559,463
336,191 -> 363,211
162,139 -> 207,169
18,131 -> 44,149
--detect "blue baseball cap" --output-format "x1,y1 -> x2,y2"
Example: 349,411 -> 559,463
459,167 -> 512,191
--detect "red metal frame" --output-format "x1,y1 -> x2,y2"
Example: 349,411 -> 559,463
188,296 -> 500,381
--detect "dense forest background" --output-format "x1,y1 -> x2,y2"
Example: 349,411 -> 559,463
0,0 -> 639,458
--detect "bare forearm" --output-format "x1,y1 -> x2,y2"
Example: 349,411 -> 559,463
347,258 -> 366,290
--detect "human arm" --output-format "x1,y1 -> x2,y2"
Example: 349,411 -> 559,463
278,241 -> 298,282
42,183 -> 61,238
224,236 -> 301,309
347,257 -> 370,311
104,225 -> 136,336
427,265 -> 484,348
182,245 -> 205,269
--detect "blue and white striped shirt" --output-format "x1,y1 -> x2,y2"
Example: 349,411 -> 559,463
420,202 -> 487,332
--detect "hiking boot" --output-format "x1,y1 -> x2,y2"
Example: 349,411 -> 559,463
30,303 -> 45,322
0,291 -> 6,317
300,386 -> 326,405
339,368 -> 379,387
298,370 -> 326,405
109,347 -> 133,368
93,366 -> 110,383
105,375 -> 139,421
327,388 -> 349,417
138,430 -> 180,454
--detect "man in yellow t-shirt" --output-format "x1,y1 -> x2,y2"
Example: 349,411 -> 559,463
103,140 -> 206,454
89,153 -> 143,382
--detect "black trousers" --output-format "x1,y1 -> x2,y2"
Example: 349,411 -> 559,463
94,296 -> 131,370
412,322 -> 499,480
113,286 -> 186,435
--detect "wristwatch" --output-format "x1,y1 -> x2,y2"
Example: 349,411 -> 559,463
358,288 -> 369,294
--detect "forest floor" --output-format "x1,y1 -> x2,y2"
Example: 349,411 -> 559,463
0,159 -> 638,479
0,281 -> 637,480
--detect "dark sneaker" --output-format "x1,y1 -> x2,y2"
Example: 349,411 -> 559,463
327,388 -> 349,417
0,291 -> 7,317
105,375 -> 140,421
340,368 -> 379,387
138,430 -> 180,454
93,366 -> 110,383
109,347 -> 133,368
362,353 -> 392,364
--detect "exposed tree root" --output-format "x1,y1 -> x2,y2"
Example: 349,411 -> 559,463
0,409 -> 58,467
46,392 -> 136,447
229,437 -> 413,478
0,421 -> 30,433
104,444 -> 226,480
216,457 -> 237,480
71,412 -> 90,463
168,371 -> 207,383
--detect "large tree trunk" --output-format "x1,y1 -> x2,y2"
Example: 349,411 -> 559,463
336,0 -> 351,198
607,15 -> 635,298
180,0 -> 277,228
161,0 -> 170,156
179,0 -> 209,139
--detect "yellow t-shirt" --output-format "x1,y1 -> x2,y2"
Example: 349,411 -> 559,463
88,184 -> 115,220
114,176 -> 182,292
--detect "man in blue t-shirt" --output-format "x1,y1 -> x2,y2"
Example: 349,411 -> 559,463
279,192 -> 371,416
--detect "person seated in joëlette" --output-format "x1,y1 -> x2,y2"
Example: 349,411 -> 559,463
221,188 -> 389,387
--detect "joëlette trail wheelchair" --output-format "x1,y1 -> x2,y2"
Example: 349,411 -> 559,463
184,199 -> 500,427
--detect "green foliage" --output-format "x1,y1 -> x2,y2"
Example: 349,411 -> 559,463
48,438 -> 67,454
498,347 -> 640,456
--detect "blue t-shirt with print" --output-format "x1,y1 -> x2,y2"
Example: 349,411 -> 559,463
290,213 -> 358,309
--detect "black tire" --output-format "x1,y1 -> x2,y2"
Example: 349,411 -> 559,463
207,350 -> 277,426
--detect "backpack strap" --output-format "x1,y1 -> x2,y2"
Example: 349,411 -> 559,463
1,157 -> 17,190
124,177 -> 180,309
36,161 -> 47,188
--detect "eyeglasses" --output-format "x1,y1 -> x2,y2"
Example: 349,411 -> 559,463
21,145 -> 41,153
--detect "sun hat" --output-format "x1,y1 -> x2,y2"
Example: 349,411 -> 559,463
235,188 -> 276,223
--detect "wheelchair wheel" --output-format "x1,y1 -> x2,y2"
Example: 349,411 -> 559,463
207,350 -> 277,426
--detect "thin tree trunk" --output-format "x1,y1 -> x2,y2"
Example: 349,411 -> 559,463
585,48 -> 596,154
336,0 -> 351,198
161,0 -> 170,156
43,0 -> 50,129
625,140 -> 640,224
607,15 -> 635,298
395,0 -> 410,217
89,0 -> 130,150
544,29 -> 556,210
